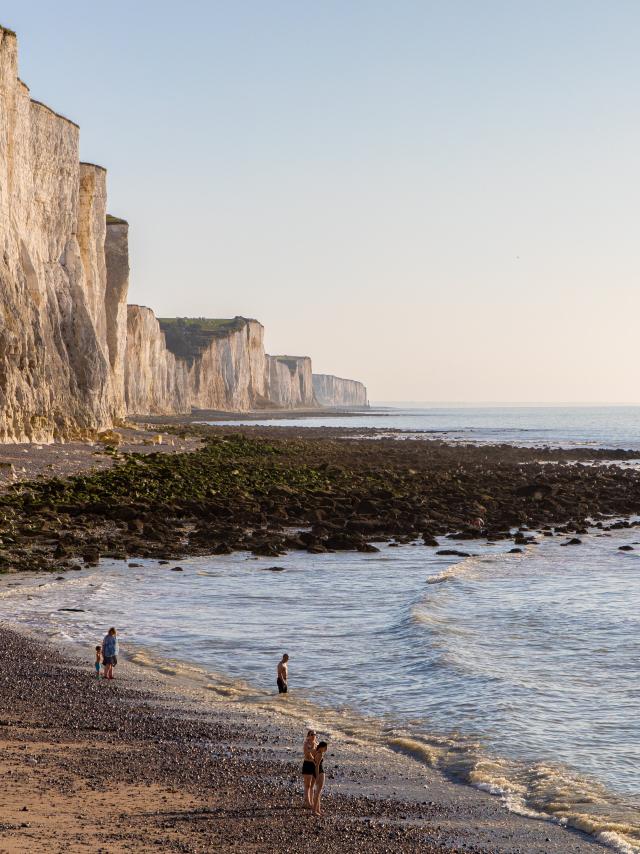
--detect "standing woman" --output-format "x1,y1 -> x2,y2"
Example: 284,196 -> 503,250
102,627 -> 119,680
301,729 -> 317,809
313,741 -> 328,817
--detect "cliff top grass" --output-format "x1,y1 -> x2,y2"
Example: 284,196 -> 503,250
0,25 -> 17,37
106,214 -> 128,225
158,316 -> 252,364
273,356 -> 304,373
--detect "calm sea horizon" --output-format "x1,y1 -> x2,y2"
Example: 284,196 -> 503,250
206,403 -> 640,451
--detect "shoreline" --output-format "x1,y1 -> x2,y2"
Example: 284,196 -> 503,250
4,528 -> 640,854
0,622 -> 607,853
0,426 -> 638,850
130,406 -> 376,426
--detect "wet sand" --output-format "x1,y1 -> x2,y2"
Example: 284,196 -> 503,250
0,424 -> 635,851
0,425 -> 201,492
130,406 -> 373,425
0,626 -> 606,853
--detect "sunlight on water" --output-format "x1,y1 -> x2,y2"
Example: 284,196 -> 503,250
203,404 -> 640,449
1,526 -> 639,851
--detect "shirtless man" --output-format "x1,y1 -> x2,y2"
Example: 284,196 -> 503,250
277,653 -> 289,694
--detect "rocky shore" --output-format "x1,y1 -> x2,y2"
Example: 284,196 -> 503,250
1,424 -> 640,574
0,626 -> 605,853
0,427 -> 635,851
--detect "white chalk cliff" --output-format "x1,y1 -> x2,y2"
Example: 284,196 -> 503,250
0,27 -> 127,441
125,307 -> 190,415
312,374 -> 368,407
159,317 -> 269,412
266,356 -> 316,409
0,25 -> 367,439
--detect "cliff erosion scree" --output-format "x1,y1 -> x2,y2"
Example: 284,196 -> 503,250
0,26 -> 366,442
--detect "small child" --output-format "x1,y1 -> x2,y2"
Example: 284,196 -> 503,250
94,645 -> 102,678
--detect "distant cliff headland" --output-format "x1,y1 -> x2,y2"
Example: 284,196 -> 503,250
0,27 -> 367,443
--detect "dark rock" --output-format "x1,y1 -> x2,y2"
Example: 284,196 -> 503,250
212,543 -> 233,555
251,543 -> 284,557
515,484 -> 553,499
355,498 -> 381,514
283,536 -> 307,550
325,533 -> 365,551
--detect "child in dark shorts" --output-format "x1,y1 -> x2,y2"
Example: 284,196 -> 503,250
94,645 -> 102,678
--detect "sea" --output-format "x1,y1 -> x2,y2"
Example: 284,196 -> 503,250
204,403 -> 640,450
1,405 -> 639,852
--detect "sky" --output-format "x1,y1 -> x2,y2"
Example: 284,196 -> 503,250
3,1 -> 639,403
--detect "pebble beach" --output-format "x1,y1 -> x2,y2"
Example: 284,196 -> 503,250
0,626 -> 606,853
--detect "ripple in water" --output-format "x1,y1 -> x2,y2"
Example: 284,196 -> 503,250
1,528 -> 639,852
202,404 -> 640,450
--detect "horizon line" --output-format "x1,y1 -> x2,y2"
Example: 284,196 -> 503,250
370,401 -> 640,407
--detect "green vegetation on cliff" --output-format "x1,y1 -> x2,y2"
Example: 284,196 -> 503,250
158,317 -> 251,364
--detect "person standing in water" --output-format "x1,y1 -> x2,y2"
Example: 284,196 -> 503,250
277,653 -> 289,694
301,729 -> 317,809
313,741 -> 328,817
102,627 -> 119,680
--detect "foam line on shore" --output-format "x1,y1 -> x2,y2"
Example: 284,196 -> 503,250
1,542 -> 639,854
3,611 -> 639,854
119,641 -> 640,854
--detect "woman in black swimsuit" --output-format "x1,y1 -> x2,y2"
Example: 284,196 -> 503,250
301,729 -> 317,809
313,741 -> 328,816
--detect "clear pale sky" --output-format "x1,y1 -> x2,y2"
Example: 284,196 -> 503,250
3,1 -> 639,402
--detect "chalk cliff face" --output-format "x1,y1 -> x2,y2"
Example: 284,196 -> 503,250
104,217 -> 130,416
0,25 -> 368,437
266,356 -> 317,408
125,306 -> 189,415
0,27 -> 126,441
158,318 -> 268,412
125,310 -> 370,415
312,374 -> 368,407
